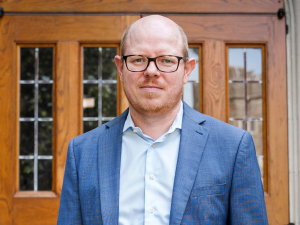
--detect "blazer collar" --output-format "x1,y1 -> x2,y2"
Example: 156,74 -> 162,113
169,102 -> 209,225
98,109 -> 128,225
98,103 -> 208,225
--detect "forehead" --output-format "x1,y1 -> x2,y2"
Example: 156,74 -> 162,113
124,18 -> 183,55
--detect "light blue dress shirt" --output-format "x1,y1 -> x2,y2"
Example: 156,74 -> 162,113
119,101 -> 183,225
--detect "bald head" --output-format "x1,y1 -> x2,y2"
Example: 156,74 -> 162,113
121,15 -> 189,58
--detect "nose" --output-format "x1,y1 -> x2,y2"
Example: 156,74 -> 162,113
144,61 -> 160,77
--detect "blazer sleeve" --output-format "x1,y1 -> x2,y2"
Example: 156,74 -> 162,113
57,139 -> 83,225
228,131 -> 268,224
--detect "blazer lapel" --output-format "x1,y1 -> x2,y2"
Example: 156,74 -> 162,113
98,109 -> 128,225
169,103 -> 209,225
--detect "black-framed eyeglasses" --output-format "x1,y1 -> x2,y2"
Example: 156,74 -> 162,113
122,55 -> 188,73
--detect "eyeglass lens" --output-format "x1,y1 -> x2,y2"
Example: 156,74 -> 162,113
126,55 -> 179,72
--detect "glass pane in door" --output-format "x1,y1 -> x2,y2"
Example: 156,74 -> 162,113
19,47 -> 54,191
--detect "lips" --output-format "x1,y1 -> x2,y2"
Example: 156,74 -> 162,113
140,84 -> 163,92
141,85 -> 163,89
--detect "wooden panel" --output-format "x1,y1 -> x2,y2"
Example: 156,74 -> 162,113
165,15 -> 271,42
264,16 -> 289,225
13,198 -> 60,225
0,0 -> 283,13
13,15 -> 139,42
55,41 -> 80,195
203,41 -> 226,121
0,16 -> 15,225
14,191 -> 57,198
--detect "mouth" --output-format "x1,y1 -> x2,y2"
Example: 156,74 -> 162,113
140,85 -> 163,92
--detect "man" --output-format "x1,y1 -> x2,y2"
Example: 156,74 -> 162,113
58,15 -> 268,224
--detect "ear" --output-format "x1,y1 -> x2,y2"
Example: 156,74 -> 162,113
183,58 -> 196,84
115,55 -> 124,82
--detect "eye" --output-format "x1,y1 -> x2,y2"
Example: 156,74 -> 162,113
135,58 -> 143,63
129,56 -> 146,64
159,57 -> 176,64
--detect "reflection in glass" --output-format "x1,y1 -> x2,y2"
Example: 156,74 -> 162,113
183,82 -> 199,111
84,121 -> 99,133
246,48 -> 262,81
39,48 -> 53,80
84,84 -> 98,117
83,47 -> 118,133
102,84 -> 117,117
228,48 -> 244,81
247,120 -> 263,155
20,159 -> 34,190
228,47 -> 264,184
20,122 -> 34,155
183,48 -> 200,111
247,83 -> 262,118
21,48 -> 35,80
39,84 -> 52,117
84,48 -> 99,80
102,48 -> 117,80
229,120 -> 243,130
257,156 -> 264,183
229,83 -> 245,118
38,160 -> 52,190
20,84 -> 35,118
38,122 -> 53,155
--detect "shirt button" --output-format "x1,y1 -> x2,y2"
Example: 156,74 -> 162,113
152,143 -> 156,148
133,129 -> 137,133
150,175 -> 155,180
150,208 -> 154,213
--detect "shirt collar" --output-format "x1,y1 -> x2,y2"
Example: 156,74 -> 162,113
123,101 -> 183,133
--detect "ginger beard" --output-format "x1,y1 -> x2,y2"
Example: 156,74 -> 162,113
122,76 -> 184,116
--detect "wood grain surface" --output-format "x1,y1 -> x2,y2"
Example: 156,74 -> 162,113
264,16 -> 289,224
165,15 -> 271,42
13,198 -> 60,225
0,0 -> 283,13
203,40 -> 226,121
55,41 -> 80,195
0,16 -> 15,225
12,15 -> 138,42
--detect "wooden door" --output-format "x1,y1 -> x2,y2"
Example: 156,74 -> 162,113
164,15 -> 288,224
0,14 -> 139,225
0,4 -> 288,225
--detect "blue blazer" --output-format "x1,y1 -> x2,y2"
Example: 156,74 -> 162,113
57,102 -> 268,224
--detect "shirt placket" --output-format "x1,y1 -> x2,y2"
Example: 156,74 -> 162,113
144,141 -> 157,224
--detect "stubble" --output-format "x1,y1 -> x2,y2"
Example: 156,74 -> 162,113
123,77 -> 183,117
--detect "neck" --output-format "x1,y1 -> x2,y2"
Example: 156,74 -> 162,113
129,101 -> 181,140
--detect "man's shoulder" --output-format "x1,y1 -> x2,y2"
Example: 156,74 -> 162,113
183,102 -> 246,137
71,109 -> 129,147
72,124 -> 106,147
